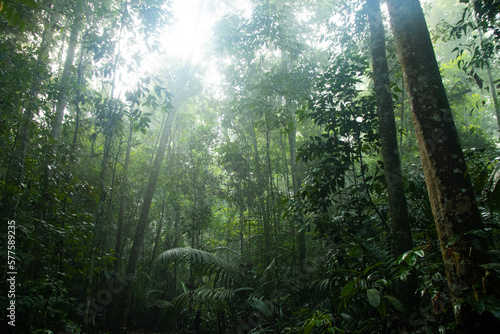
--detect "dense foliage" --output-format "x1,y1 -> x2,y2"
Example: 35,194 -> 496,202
0,0 -> 499,333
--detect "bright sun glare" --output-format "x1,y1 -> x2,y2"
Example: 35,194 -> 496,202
160,0 -> 253,63
160,0 -> 208,64
118,0 -> 252,98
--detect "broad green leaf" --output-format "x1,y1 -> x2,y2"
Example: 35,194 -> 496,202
384,295 -> 407,313
363,262 -> 382,276
341,280 -> 358,299
485,305 -> 500,321
248,298 -> 273,319
302,318 -> 315,334
367,288 -> 380,307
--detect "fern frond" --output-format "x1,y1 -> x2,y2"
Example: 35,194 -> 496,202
170,292 -> 189,312
194,287 -> 236,302
147,299 -> 172,310
247,297 -> 274,319
157,247 -> 244,286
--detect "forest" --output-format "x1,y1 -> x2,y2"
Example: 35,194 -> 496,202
1,0 -> 500,333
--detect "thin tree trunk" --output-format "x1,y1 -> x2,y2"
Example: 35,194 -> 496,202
118,104 -> 176,329
485,64 -> 500,135
250,123 -> 271,266
476,29 -> 500,135
115,122 -> 133,271
41,11 -> 81,221
386,0 -> 498,331
51,11 -> 81,142
105,121 -> 133,328
84,0 -> 127,322
83,105 -> 116,331
151,189 -> 166,263
3,16 -> 54,218
280,49 -> 305,270
118,56 -> 193,327
70,30 -> 88,159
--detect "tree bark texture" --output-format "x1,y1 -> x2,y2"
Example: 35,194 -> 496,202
386,0 -> 498,331
367,0 -> 413,256
367,0 -> 415,310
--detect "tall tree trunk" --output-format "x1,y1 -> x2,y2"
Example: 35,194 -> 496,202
151,190 -> 166,263
105,121 -> 133,328
286,107 -> 306,270
367,0 -> 415,310
51,10 -> 81,142
117,104 -> 176,329
2,15 -> 54,218
83,105 -> 116,331
250,122 -> 271,266
40,6 -> 83,223
386,0 -> 499,331
83,0 -> 127,321
475,28 -> 500,135
281,51 -> 306,271
115,122 -> 133,271
118,58 -> 193,327
485,64 -> 500,135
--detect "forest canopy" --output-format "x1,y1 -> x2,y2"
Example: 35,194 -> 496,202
1,0 -> 499,333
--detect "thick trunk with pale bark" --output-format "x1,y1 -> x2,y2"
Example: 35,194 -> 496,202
386,0 -> 499,331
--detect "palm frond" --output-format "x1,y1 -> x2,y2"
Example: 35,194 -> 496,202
157,247 -> 244,286
170,292 -> 189,312
247,297 -> 274,319
147,298 -> 172,310
193,287 -> 237,302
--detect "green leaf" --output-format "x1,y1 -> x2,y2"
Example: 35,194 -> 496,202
341,280 -> 358,299
248,298 -> 273,319
384,295 -> 406,313
340,312 -> 354,322
18,0 -> 38,8
399,249 -> 424,266
154,84 -> 163,98
480,263 -> 500,271
485,305 -> 500,321
171,293 -> 189,311
157,247 -> 243,285
302,318 -> 315,334
363,262 -> 381,276
367,288 -> 380,307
